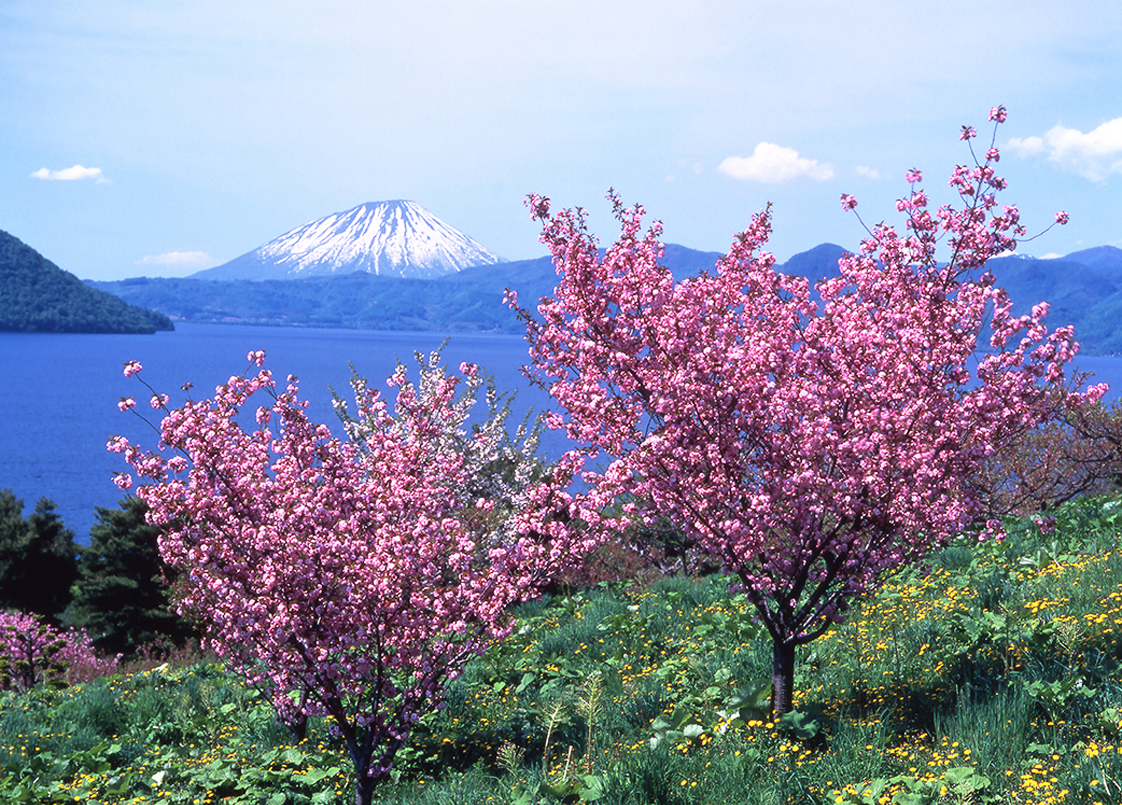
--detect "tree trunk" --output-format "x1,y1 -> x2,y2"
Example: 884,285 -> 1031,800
344,732 -> 375,805
354,774 -> 375,805
770,638 -> 796,716
287,714 -> 307,743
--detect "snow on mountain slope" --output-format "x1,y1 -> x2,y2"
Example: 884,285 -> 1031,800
194,201 -> 506,280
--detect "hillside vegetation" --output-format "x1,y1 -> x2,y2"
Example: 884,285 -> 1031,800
1,496 -> 1120,803
0,231 -> 172,334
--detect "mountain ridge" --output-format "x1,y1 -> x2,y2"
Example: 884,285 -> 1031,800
0,230 -> 173,334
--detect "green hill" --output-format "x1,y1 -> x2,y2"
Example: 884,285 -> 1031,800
0,230 -> 172,334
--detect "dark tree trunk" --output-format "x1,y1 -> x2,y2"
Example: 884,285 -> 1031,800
771,638 -> 796,715
287,715 -> 307,743
355,775 -> 376,805
340,723 -> 375,805
288,690 -> 308,742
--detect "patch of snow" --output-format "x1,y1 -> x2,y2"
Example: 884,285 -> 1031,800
250,200 -> 505,279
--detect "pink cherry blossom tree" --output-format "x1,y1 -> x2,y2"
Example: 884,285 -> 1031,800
113,351 -> 588,805
511,109 -> 1105,715
0,610 -> 116,691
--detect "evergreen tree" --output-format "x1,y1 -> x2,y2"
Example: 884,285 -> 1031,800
68,496 -> 193,656
0,493 -> 78,623
0,490 -> 23,543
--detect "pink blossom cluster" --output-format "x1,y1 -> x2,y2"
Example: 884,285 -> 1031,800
512,111 -> 1099,714
113,349 -> 588,798
0,611 -> 116,691
1032,515 -> 1057,534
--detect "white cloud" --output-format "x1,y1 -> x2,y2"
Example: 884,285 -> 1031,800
30,164 -> 109,183
854,165 -> 884,180
718,143 -> 834,183
1006,118 -> 1122,182
1006,135 -> 1046,156
137,251 -> 218,268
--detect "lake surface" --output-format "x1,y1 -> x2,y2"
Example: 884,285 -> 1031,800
2,323 -> 1120,542
0,324 -> 554,542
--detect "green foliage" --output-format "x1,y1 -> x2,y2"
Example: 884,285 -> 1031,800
830,766 -> 998,805
68,496 -> 196,657
0,491 -> 78,623
2,494 -> 1122,802
0,664 -> 350,803
0,230 -> 173,333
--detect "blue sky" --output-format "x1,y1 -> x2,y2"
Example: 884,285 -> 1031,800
3,1 -> 1120,280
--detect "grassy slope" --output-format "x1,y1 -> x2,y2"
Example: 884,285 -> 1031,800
2,497 -> 1121,804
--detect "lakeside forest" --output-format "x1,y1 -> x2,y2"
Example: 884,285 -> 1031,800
3,117 -> 1122,805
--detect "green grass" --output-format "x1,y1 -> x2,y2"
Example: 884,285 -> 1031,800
3,495 -> 1122,803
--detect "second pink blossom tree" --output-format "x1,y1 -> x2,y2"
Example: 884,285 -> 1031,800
512,110 -> 1104,714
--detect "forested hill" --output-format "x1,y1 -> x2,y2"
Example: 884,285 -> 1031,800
0,230 -> 172,334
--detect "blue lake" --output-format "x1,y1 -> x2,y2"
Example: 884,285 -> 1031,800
0,324 -> 554,542
2,322 -> 1120,542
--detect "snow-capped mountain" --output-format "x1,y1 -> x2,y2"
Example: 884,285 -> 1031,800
193,201 -> 506,280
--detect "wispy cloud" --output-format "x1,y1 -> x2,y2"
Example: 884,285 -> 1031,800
1006,118 -> 1122,183
30,164 -> 109,183
137,251 -> 218,269
718,143 -> 833,183
666,160 -> 704,183
854,165 -> 885,180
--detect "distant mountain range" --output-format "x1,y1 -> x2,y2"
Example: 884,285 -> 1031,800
194,201 -> 505,280
0,230 -> 172,334
765,243 -> 1122,356
86,244 -> 724,335
34,196 -> 1114,354
88,240 -> 1122,354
